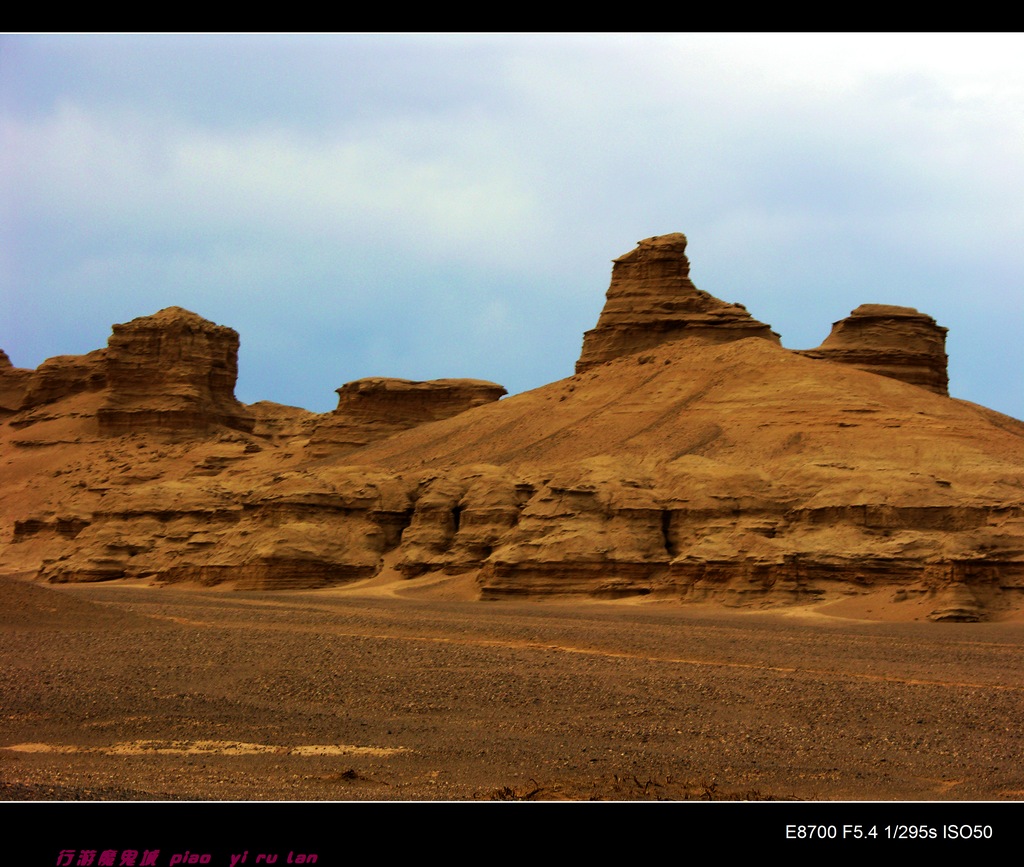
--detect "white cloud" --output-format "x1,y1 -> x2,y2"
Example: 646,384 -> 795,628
3,101 -> 545,269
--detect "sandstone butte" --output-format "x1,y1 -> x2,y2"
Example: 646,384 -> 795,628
2,233 -> 1022,622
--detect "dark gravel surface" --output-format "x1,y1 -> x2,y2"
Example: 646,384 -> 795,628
2,578 -> 1023,801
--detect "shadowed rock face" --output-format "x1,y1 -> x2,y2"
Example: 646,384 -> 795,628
23,351 -> 109,408
308,377 -> 507,456
0,350 -> 32,415
576,233 -> 779,373
1,349 -> 108,415
97,307 -> 255,436
248,401 -> 319,445
798,304 -> 949,395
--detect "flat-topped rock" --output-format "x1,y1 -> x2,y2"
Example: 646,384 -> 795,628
799,304 -> 949,395
309,377 -> 506,455
576,233 -> 779,373
97,307 -> 254,436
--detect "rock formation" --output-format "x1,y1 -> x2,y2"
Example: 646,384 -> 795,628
248,401 -> 319,445
34,465 -> 413,590
1,347 -> 108,424
798,304 -> 949,395
308,377 -> 506,456
576,233 -> 779,373
22,350 -> 109,409
0,350 -> 32,415
2,234 -> 1022,622
97,307 -> 255,436
353,337 -> 1024,618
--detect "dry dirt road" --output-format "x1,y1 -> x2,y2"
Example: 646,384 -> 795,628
2,575 -> 1023,802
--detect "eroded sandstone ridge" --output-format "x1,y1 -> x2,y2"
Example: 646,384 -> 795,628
2,234 -> 1022,621
0,350 -> 32,415
576,233 -> 779,372
798,304 -> 949,395
97,307 -> 255,436
0,347 -> 107,416
309,377 -> 507,456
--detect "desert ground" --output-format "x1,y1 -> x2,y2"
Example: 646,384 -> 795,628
3,572 -> 1023,802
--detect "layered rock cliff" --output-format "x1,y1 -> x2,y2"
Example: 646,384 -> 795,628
576,233 -> 779,372
23,350 -> 109,408
0,348 -> 108,416
97,307 -> 255,436
798,304 -> 949,395
352,336 -> 1024,619
0,350 -> 32,415
308,377 -> 507,456
2,234 -> 1022,621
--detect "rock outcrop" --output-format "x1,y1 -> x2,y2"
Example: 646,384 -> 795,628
576,233 -> 779,373
308,377 -> 506,456
2,233 -> 1022,621
352,336 -> 1024,616
798,304 -> 949,395
35,466 -> 413,591
0,350 -> 32,415
248,401 -> 319,446
1,347 -> 108,420
97,307 -> 255,436
22,350 -> 108,409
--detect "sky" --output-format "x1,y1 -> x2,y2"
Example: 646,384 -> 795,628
2,33 -> 1023,419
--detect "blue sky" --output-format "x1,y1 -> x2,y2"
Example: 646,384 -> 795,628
2,33 -> 1022,418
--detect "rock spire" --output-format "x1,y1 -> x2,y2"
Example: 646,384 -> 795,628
576,233 -> 779,373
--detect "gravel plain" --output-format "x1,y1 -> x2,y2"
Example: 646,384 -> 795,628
2,576 -> 1024,801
